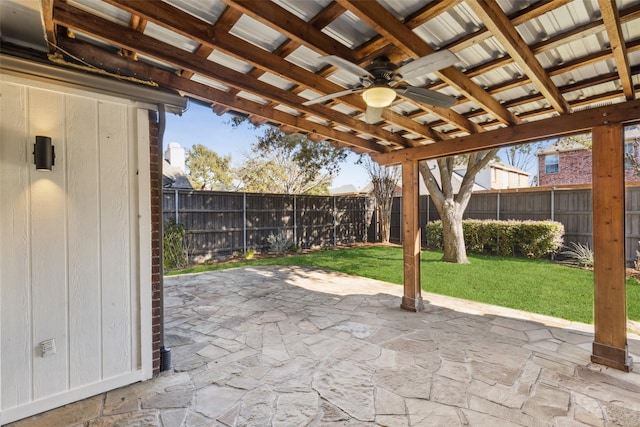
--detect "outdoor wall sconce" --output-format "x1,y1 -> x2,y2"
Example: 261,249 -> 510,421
34,136 -> 55,171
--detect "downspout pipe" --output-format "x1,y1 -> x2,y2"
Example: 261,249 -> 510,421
157,104 -> 172,372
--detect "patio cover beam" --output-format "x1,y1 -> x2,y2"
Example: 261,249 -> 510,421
372,99 -> 640,165
591,124 -> 633,371
401,160 -> 423,312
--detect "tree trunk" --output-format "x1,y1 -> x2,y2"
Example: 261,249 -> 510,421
440,201 -> 467,263
379,205 -> 391,243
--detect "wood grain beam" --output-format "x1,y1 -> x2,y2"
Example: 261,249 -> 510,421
400,159 -> 423,312
219,0 -> 356,62
41,0 -> 56,49
355,0 -> 460,61
598,0 -> 635,100
466,0 -> 570,115
53,1 -> 410,148
591,124 -> 632,371
373,99 -> 640,165
337,0 -> 519,127
55,38 -> 385,154
103,0 -> 438,144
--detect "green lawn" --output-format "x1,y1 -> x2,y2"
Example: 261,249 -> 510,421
167,246 -> 640,324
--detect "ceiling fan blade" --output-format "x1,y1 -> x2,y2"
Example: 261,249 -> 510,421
365,106 -> 385,124
395,86 -> 457,108
321,55 -> 373,78
396,50 -> 458,80
301,87 -> 363,106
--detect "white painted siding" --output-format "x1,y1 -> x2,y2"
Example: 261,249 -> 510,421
0,75 -> 152,424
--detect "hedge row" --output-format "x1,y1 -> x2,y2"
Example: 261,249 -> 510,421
425,219 -> 564,258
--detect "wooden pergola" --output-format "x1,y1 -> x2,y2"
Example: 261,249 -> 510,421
32,0 -> 639,371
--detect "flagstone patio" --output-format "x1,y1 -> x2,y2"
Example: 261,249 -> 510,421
9,266 -> 640,426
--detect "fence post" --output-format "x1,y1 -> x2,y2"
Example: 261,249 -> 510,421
293,195 -> 297,247
243,192 -> 247,253
496,190 -> 500,220
333,196 -> 337,246
551,187 -> 555,221
174,189 -> 179,223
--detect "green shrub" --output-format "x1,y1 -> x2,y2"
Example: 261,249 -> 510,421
426,219 -> 564,258
163,220 -> 190,269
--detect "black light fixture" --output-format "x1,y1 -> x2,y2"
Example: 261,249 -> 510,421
34,136 -> 55,171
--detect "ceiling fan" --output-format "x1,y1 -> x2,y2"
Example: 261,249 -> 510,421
302,50 -> 459,124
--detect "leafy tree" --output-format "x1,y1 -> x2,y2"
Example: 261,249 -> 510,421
359,155 -> 400,243
419,150 -> 498,263
238,128 -> 346,194
185,144 -> 235,190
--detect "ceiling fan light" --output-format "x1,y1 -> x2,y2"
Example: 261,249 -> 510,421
362,87 -> 396,108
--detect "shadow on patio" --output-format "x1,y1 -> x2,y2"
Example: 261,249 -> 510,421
10,266 -> 640,426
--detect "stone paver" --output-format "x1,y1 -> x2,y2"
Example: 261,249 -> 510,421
8,266 -> 640,426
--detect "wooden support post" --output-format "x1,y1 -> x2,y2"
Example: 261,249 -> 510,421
401,160 -> 424,312
591,124 -> 632,371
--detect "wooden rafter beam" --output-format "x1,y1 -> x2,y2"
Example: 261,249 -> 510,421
52,1 -> 410,149
449,0 -> 573,54
41,0 -> 56,49
466,0 -> 570,115
219,0 -> 357,62
103,0 -> 441,144
179,6 -> 241,82
355,0 -> 461,62
56,38 -> 386,154
598,0 -> 635,100
337,0 -> 519,127
373,98 -> 640,165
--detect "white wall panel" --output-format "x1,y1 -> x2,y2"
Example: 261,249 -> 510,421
66,96 -> 102,388
0,82 -> 32,409
98,101 -> 132,379
29,87 -> 69,400
0,74 -> 152,424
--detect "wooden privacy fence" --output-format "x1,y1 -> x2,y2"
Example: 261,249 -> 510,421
163,189 -> 372,259
389,184 -> 640,265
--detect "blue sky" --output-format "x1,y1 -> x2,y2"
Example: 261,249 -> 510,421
164,101 -> 370,190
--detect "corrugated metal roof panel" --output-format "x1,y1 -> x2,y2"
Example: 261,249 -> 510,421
236,90 -> 269,104
68,0 -> 130,26
321,10 -> 377,49
168,0 -> 226,25
285,46 -> 325,72
230,15 -> 288,52
191,74 -> 229,92
377,0 -> 422,19
331,103 -> 359,115
273,0 -> 331,22
207,50 -> 254,74
258,72 -> 296,91
274,104 -> 302,115
144,21 -> 200,53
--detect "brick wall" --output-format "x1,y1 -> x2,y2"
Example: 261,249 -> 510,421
149,111 -> 162,375
538,148 -> 640,186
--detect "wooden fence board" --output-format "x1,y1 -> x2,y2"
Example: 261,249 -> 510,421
164,190 -> 370,258
165,186 -> 640,265
389,186 -> 640,265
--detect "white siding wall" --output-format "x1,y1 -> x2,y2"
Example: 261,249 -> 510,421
0,75 -> 152,424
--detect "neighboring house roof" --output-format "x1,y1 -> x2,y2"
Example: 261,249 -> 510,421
536,141 -> 589,155
330,184 -> 361,196
486,160 -> 529,175
163,160 -> 193,189
422,161 -> 488,194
